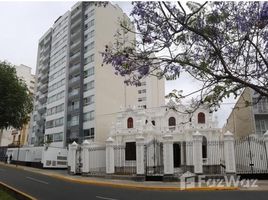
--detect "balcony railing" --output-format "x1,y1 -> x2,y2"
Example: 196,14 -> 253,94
70,40 -> 81,52
68,89 -> 79,98
69,63 -> 80,74
70,19 -> 81,30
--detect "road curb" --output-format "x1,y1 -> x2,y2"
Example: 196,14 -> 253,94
0,181 -> 37,200
0,163 -> 239,191
43,173 -> 239,191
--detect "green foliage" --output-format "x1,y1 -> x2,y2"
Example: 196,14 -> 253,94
0,61 -> 33,130
0,190 -> 16,200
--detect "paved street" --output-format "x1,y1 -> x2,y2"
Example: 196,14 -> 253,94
0,165 -> 268,200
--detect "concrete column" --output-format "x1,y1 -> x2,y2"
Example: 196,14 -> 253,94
193,131 -> 203,174
82,140 -> 90,174
224,131 -> 236,174
69,141 -> 78,174
106,137 -> 115,174
163,134 -> 174,175
136,136 -> 145,175
264,131 -> 268,157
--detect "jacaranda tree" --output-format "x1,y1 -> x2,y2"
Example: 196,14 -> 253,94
102,1 -> 268,111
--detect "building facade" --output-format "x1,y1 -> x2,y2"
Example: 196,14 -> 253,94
29,2 -> 164,149
224,88 -> 268,138
0,64 -> 35,147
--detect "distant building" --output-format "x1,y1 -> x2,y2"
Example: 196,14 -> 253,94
0,64 -> 35,147
223,88 -> 268,138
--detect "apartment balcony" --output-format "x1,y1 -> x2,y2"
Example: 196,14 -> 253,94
67,120 -> 79,128
71,8 -> 82,22
39,84 -> 48,93
40,73 -> 49,84
37,118 -> 46,126
70,39 -> 81,52
69,51 -> 81,64
69,76 -> 80,87
68,90 -> 80,100
70,19 -> 81,31
42,55 -> 50,66
39,94 -> 47,104
38,104 -> 46,114
69,63 -> 80,75
41,64 -> 49,74
67,107 -> 80,116
44,36 -> 51,45
43,45 -> 50,56
70,29 -> 81,42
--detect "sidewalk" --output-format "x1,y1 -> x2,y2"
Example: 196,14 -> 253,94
2,162 -> 266,191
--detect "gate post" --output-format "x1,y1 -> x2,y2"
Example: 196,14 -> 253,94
82,140 -> 90,174
136,136 -> 145,175
69,141 -> 78,174
193,131 -> 203,174
163,134 -> 174,176
264,131 -> 268,158
106,137 -> 115,174
223,131 -> 236,174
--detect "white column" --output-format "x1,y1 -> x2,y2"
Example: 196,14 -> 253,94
264,131 -> 268,156
82,140 -> 90,174
193,131 -> 203,174
224,131 -> 236,174
106,137 -> 115,174
163,134 -> 174,175
136,136 -> 145,175
69,141 -> 78,174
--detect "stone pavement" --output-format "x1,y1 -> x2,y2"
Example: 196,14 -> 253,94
1,162 -> 268,191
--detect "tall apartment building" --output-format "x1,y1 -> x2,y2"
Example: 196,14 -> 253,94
29,2 -> 165,148
0,64 -> 35,147
224,87 -> 268,138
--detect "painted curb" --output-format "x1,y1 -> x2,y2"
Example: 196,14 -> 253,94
0,181 -> 37,200
0,163 -> 239,191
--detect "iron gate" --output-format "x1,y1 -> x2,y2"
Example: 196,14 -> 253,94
235,136 -> 268,174
144,138 -> 163,177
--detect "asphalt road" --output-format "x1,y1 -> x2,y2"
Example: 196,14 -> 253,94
0,165 -> 268,200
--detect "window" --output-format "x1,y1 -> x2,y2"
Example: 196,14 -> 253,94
84,128 -> 94,139
202,136 -> 207,158
84,54 -> 94,64
89,30 -> 94,39
84,67 -> 94,78
53,132 -> 63,142
198,112 -> 205,124
45,134 -> 53,142
69,101 -> 79,111
70,115 -> 79,126
84,80 -> 94,91
168,117 -> 176,126
127,117 -> 133,128
83,95 -> 94,106
88,19 -> 94,28
125,142 -> 136,161
84,111 -> 94,121
138,97 -> 146,102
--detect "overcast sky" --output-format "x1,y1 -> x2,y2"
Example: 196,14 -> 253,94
0,1 -> 235,127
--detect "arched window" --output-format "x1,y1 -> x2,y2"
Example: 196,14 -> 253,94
168,117 -> 176,126
127,117 -> 133,128
198,112 -> 205,124
202,136 -> 207,158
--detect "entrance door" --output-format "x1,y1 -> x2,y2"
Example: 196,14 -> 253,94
173,143 -> 181,168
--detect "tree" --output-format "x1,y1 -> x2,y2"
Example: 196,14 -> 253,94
102,1 -> 268,111
0,61 -> 33,130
